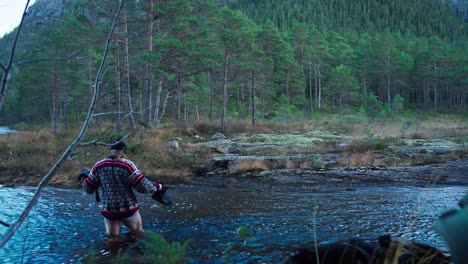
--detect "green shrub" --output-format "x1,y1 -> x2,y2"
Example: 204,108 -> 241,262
83,232 -> 190,264
136,232 -> 191,264
392,94 -> 404,115
222,226 -> 253,263
363,93 -> 384,119
343,130 -> 398,153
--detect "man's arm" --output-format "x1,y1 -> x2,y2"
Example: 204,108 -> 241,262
78,167 -> 99,194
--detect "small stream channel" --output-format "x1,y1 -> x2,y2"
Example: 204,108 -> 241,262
0,183 -> 466,263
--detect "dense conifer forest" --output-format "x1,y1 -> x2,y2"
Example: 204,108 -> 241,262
0,0 -> 466,133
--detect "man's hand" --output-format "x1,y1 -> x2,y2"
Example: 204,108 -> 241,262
152,184 -> 173,206
77,168 -> 90,183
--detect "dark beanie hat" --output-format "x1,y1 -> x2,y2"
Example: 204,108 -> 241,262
110,140 -> 127,150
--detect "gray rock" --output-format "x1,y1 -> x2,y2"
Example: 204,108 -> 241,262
194,135 -> 205,140
167,140 -> 180,151
211,133 -> 226,140
195,139 -> 237,154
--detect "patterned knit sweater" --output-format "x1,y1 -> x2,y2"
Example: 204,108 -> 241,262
82,157 -> 159,219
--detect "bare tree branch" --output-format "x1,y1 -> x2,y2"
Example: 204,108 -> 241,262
0,0 -> 126,249
92,0 -> 112,17
92,111 -> 135,118
0,220 -> 10,227
80,134 -> 131,147
0,62 -> 6,72
0,0 -> 31,111
154,90 -> 173,127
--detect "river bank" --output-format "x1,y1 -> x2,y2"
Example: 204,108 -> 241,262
0,116 -> 466,189
183,159 -> 468,193
0,142 -> 465,190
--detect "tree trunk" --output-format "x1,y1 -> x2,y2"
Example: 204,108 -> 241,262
237,83 -> 241,108
116,40 -> 122,132
184,104 -> 188,128
386,47 -> 391,110
339,94 -> 343,118
209,71 -> 213,121
63,66 -> 71,129
155,90 -> 172,127
314,63 -> 318,109
447,83 -> 452,110
221,51 -> 229,133
144,0 -> 154,127
153,79 -> 163,125
308,59 -> 313,112
286,70 -> 290,104
139,82 -> 144,139
462,85 -> 467,110
176,75 -> 182,122
362,59 -> 367,101
423,80 -> 430,110
123,6 -> 136,132
251,71 -> 256,126
51,62 -> 58,134
318,62 -> 322,109
434,64 -> 438,112
88,48 -> 93,100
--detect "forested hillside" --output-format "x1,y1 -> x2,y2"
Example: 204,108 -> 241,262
0,0 -> 466,133
228,0 -> 467,41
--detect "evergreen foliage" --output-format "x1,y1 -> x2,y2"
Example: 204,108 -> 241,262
228,0 -> 467,42
0,0 -> 466,129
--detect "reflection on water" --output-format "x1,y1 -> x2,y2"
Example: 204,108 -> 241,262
0,184 -> 465,263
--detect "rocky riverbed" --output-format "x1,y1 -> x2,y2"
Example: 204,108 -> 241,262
186,131 -> 467,186
185,159 -> 468,193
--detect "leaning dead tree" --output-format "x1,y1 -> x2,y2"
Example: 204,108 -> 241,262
0,0 -> 126,249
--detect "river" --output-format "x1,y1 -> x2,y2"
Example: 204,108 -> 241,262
0,182 -> 466,263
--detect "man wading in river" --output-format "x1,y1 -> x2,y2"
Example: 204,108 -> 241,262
78,140 -> 172,237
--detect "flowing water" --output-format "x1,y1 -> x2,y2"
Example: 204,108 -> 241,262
0,183 -> 466,263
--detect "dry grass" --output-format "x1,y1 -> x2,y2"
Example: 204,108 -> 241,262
379,238 -> 451,264
357,116 -> 467,139
191,114 -> 465,153
190,119 -> 287,137
228,159 -> 270,174
0,130 -> 61,185
300,113 -> 467,139
286,159 -> 299,169
342,137 -> 398,154
1,113 -> 465,186
0,126 -> 195,186
340,151 -> 375,167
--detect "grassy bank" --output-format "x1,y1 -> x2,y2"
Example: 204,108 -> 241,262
0,113 -> 466,187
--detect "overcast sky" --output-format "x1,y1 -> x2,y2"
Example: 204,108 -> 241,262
0,0 -> 37,37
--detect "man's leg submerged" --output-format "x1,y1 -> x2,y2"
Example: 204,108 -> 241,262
122,211 -> 143,232
104,218 -> 122,236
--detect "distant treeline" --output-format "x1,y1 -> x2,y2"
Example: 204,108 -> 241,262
0,0 -> 466,133
228,0 -> 467,41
